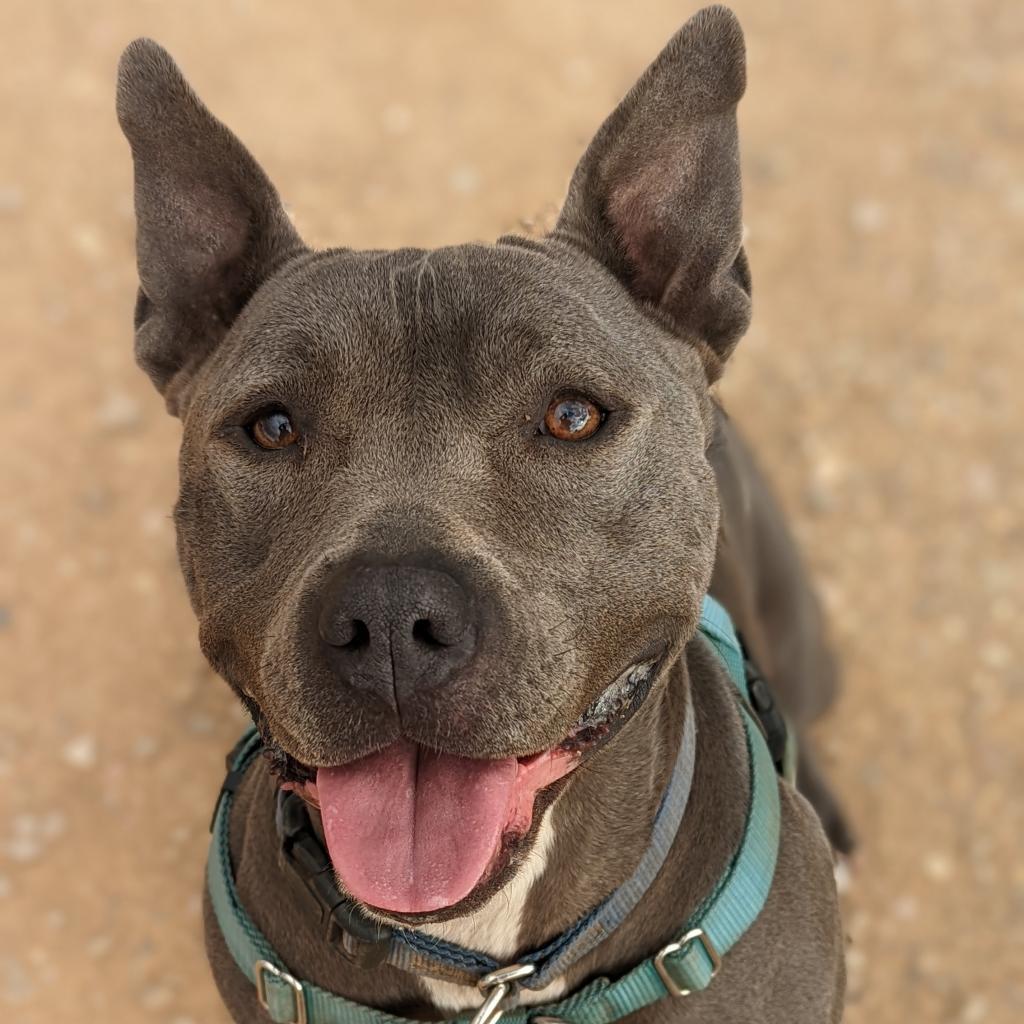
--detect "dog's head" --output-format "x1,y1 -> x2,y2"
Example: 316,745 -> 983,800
118,6 -> 749,919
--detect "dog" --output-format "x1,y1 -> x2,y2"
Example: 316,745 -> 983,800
117,7 -> 849,1022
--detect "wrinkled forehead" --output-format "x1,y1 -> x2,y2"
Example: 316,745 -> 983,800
196,241 -> 689,418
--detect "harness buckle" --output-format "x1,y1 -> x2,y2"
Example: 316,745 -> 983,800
653,928 -> 721,997
276,790 -> 392,967
471,963 -> 536,1024
735,636 -> 790,779
254,959 -> 307,1024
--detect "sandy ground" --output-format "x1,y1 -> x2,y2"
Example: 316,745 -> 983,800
1,1 -> 1022,1021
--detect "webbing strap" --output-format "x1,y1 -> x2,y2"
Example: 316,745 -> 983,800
695,594 -> 749,701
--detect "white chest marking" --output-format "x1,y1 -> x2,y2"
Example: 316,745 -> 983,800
416,810 -> 567,1013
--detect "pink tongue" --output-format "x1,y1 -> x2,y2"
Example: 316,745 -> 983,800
317,741 -> 518,913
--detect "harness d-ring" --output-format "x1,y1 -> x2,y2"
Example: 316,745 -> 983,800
471,963 -> 536,1024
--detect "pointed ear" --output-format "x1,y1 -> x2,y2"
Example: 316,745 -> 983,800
553,6 -> 750,377
116,39 -> 307,414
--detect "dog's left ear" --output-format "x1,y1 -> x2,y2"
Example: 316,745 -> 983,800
553,5 -> 750,377
116,39 -> 307,415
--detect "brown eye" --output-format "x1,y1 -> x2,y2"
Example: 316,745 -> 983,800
543,395 -> 604,441
248,408 -> 300,450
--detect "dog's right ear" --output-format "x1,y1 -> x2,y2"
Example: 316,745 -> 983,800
116,40 -> 306,415
553,6 -> 750,380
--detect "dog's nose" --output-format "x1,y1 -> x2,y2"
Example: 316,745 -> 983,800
317,562 -> 477,706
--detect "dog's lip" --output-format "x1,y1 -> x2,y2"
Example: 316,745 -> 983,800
266,645 -> 668,779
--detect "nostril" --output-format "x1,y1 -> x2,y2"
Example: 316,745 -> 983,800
323,617 -> 370,650
412,618 -> 447,649
345,620 -> 370,650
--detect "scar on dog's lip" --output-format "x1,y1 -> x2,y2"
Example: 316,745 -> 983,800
555,651 -> 664,754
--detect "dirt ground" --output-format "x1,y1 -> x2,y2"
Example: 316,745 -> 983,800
1,1 -> 1022,1021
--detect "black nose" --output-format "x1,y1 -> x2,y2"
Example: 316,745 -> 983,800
318,562 -> 477,707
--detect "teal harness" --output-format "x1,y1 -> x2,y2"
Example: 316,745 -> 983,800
207,596 -> 788,1024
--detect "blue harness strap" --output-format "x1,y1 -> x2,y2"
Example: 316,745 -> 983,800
207,595 -> 782,1024
695,594 -> 750,701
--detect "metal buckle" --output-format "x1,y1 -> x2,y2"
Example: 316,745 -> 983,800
653,928 -> 721,997
471,963 -> 536,1024
254,959 -> 307,1024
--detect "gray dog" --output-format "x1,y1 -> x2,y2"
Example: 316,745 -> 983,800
117,6 -> 849,1022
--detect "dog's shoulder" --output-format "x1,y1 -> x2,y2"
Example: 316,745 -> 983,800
633,779 -> 844,1024
723,783 -> 845,1023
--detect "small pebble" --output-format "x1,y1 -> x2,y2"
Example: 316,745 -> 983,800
5,834 -> 41,864
86,934 -> 113,960
1,955 -> 33,1004
12,814 -> 36,837
892,895 -> 918,921
169,824 -> 191,846
131,571 -> 158,596
381,102 -> 412,135
39,812 -> 66,841
62,734 -> 97,769
80,484 -> 113,512
56,557 -> 80,578
1005,182 -> 1024,216
849,198 -> 887,234
43,298 -> 69,325
449,164 -> 480,195
139,508 -> 170,537
133,734 -> 160,759
138,983 -> 173,1011
562,56 -> 592,86
71,223 -> 105,260
964,461 -> 997,503
961,996 -> 988,1023
981,642 -> 1011,670
0,184 -> 24,214
186,711 -> 215,735
96,391 -> 143,432
923,851 -> 953,882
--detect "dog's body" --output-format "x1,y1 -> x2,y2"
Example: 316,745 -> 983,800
118,7 -> 848,1021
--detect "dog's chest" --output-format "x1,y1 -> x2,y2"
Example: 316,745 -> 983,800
414,811 -> 567,1012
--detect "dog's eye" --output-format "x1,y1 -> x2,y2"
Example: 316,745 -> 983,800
543,395 -> 604,442
247,408 -> 300,450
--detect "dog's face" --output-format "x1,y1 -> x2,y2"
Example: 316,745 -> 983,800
118,7 -> 751,918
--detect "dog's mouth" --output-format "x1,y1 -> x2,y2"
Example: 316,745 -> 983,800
272,654 -> 662,917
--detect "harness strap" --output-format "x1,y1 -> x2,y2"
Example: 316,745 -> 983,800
523,692 -> 694,989
207,595 -> 782,1024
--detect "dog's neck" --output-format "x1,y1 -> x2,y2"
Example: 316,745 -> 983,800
225,638 -> 750,1019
